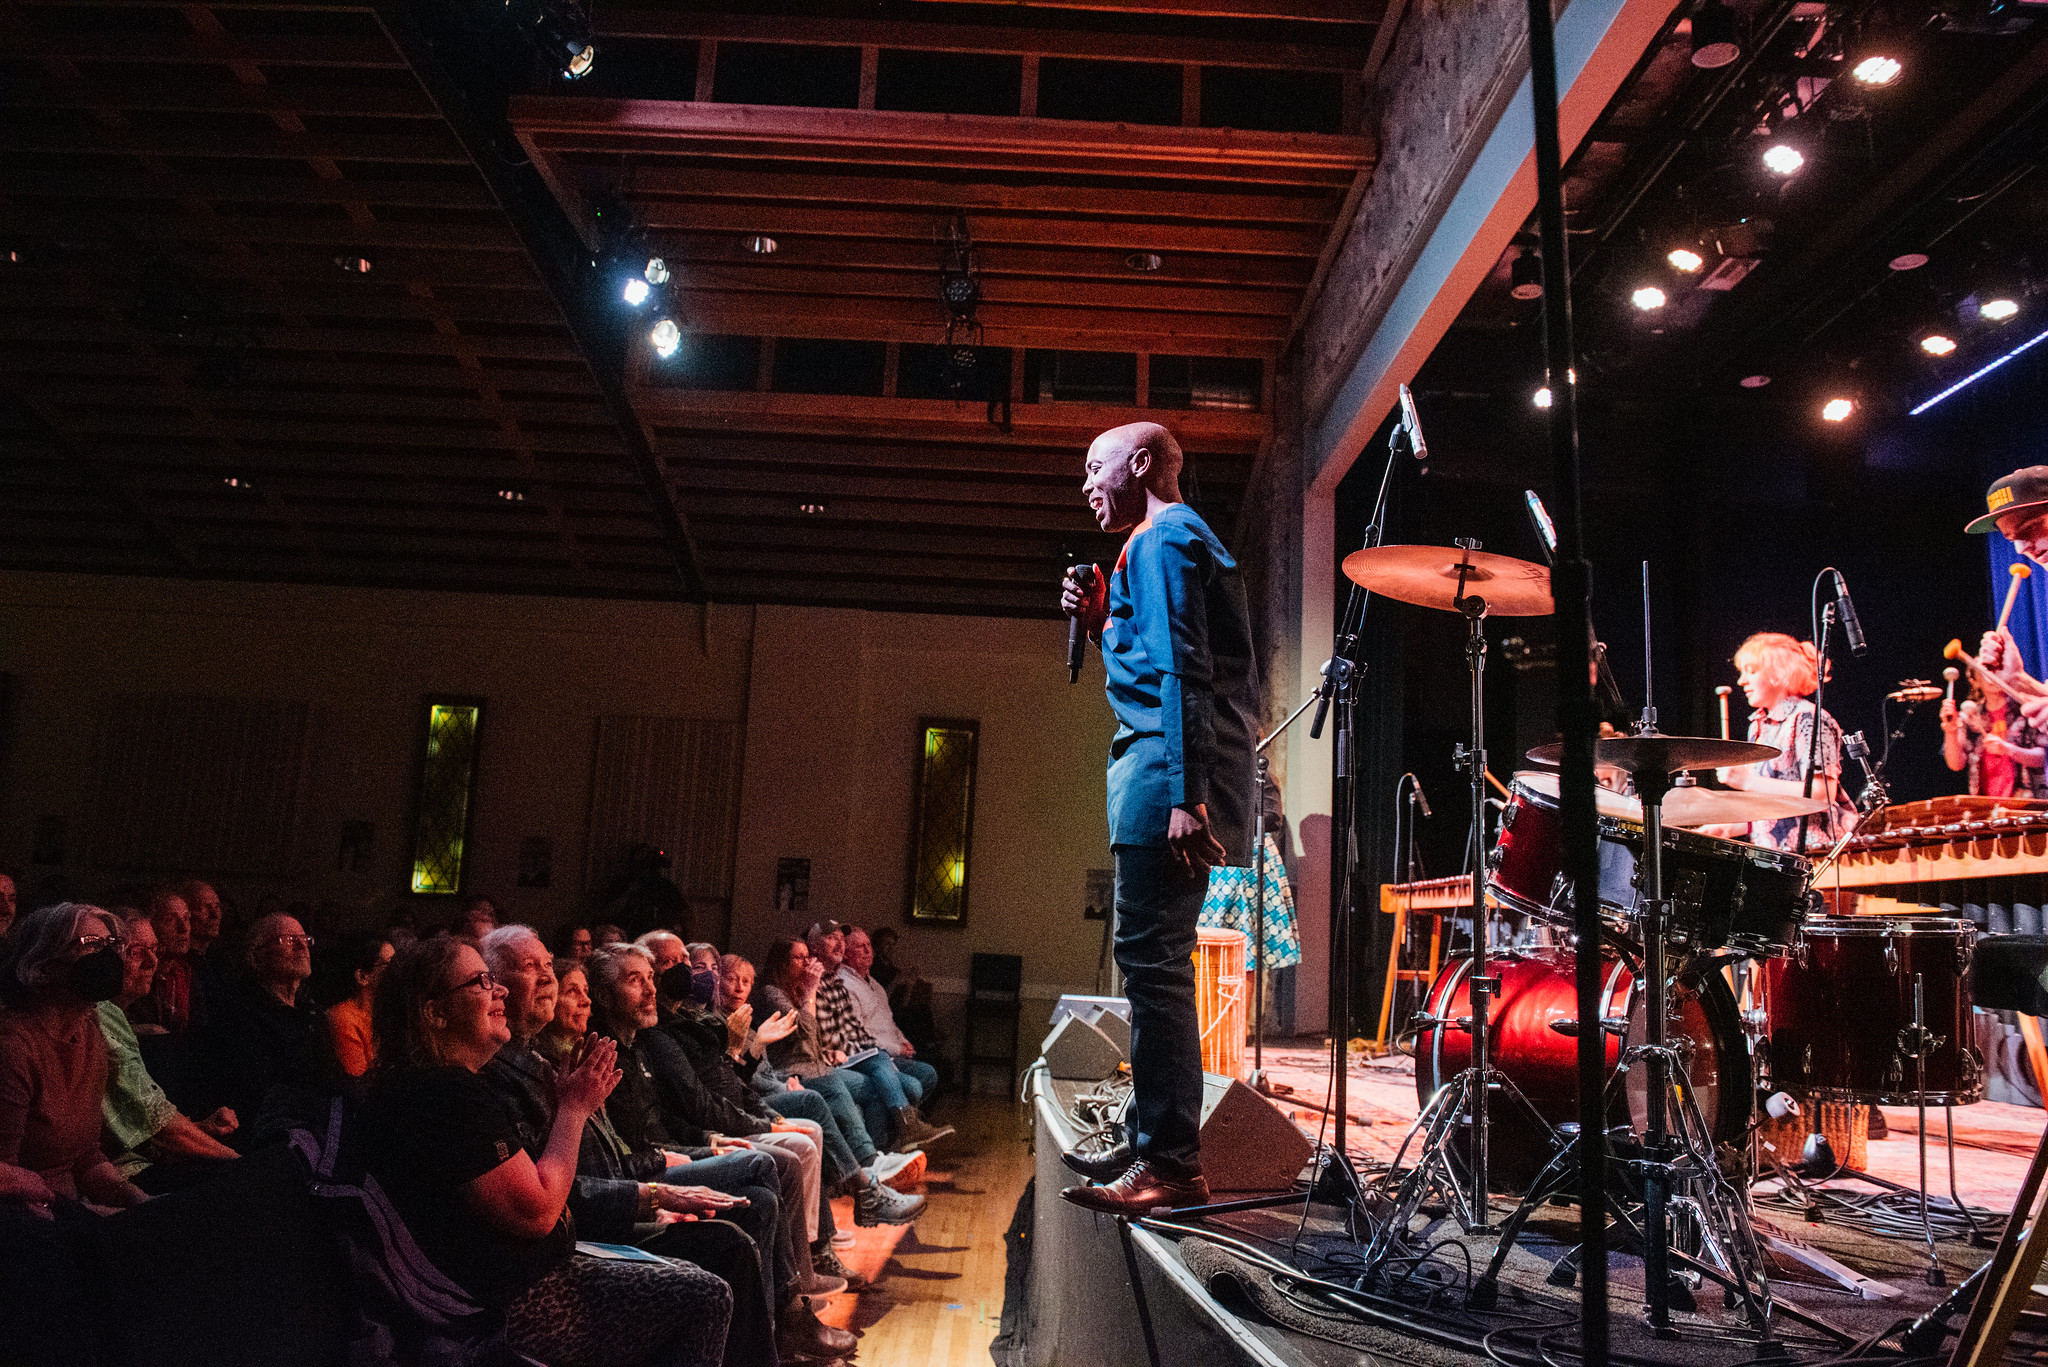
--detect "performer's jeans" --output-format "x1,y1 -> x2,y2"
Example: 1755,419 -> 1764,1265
1113,843 -> 1207,1179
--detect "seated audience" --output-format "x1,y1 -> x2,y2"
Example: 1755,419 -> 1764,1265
99,908 -> 240,1191
687,942 -> 719,975
129,885 -> 205,1036
179,879 -> 226,966
868,925 -> 941,1062
838,926 -> 944,1095
0,903 -> 149,1210
553,923 -> 595,964
478,928 -> 833,1367
809,922 -> 949,1147
194,911 -> 334,1133
384,907 -> 419,953
457,896 -> 498,940
315,931 -> 394,1078
637,930 -> 687,978
363,936 -> 733,1367
586,944 -> 858,1362
0,870 -> 16,940
593,923 -> 626,948
541,957 -> 592,1062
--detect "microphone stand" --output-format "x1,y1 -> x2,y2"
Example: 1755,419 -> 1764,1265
1250,688 -> 1321,1088
1795,603 -> 1837,855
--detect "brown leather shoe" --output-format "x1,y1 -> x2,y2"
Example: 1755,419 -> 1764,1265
777,1296 -> 858,1359
1060,1160 -> 1208,1216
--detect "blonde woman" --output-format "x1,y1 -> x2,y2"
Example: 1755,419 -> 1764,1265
1705,632 -> 1858,852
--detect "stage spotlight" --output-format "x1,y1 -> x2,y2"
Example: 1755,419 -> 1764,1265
649,317 -> 681,358
1690,0 -> 1741,68
1982,297 -> 2020,322
1821,397 -> 1854,422
1889,252 -> 1929,272
621,277 -> 651,307
1921,334 -> 1957,356
497,488 -> 527,502
1852,55 -> 1902,85
743,236 -> 778,255
1740,374 -> 1772,388
643,257 -> 670,286
531,0 -> 596,79
1533,386 -> 1552,408
798,499 -> 828,515
1510,252 -> 1544,300
1762,144 -> 1804,175
334,254 -> 374,274
1632,285 -> 1667,311
1667,247 -> 1704,273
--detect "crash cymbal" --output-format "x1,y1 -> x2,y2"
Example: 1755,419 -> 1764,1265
1340,544 -> 1553,616
1660,785 -> 1830,827
1525,734 -> 1780,777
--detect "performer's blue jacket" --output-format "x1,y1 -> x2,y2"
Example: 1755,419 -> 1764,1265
1100,501 -> 1261,866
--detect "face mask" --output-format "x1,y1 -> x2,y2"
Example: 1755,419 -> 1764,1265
68,950 -> 126,1003
690,968 -> 718,1007
658,963 -> 697,1008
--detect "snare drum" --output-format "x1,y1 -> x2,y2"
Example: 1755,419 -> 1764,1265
1488,772 -> 1809,956
1761,917 -> 1983,1105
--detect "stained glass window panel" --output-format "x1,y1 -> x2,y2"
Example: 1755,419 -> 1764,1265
909,720 -> 977,924
410,700 -> 482,895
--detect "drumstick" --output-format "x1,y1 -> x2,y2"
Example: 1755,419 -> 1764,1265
1945,638 -> 2028,703
1944,666 -> 1959,704
2000,562 -> 2033,634
1714,685 -> 1732,740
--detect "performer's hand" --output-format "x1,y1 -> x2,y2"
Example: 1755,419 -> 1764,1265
1940,699 -> 1958,730
1062,564 -> 1108,639
1982,732 -> 2017,760
1167,804 -> 1227,874
1716,765 -> 1750,790
2024,695 -> 2048,732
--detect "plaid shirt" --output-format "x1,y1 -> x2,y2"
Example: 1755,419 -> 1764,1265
814,971 -> 877,1055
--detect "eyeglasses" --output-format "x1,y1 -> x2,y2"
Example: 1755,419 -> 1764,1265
434,969 -> 500,998
272,934 -> 315,950
75,934 -> 124,954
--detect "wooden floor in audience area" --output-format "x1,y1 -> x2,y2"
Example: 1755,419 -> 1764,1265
812,1094 -> 1035,1367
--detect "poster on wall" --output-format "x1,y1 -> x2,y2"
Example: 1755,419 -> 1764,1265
775,857 -> 810,912
1084,868 -> 1113,921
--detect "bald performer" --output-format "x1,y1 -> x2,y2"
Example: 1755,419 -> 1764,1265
1058,422 -> 1260,1216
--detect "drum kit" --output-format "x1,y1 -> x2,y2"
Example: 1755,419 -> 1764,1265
1339,542 -> 1988,1336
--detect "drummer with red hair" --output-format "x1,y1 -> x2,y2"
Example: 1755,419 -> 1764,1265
1701,632 -> 1858,852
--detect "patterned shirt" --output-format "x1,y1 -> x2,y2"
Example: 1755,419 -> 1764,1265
813,970 -> 877,1055
1959,694 -> 2046,799
1746,695 -> 1859,852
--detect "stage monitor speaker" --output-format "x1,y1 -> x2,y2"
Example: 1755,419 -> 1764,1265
1041,1014 -> 1125,1081
1090,1008 -> 1131,1056
1199,1073 -> 1314,1194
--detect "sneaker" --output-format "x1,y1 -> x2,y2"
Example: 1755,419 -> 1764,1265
870,1149 -> 926,1189
855,1179 -> 926,1226
830,1228 -> 857,1250
810,1244 -> 869,1291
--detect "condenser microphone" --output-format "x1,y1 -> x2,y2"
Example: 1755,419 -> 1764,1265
1065,564 -> 1096,683
1397,383 -> 1428,462
1830,569 -> 1868,657
1406,773 -> 1433,819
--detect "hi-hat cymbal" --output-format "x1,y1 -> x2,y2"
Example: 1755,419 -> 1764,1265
1341,544 -> 1553,616
1661,786 -> 1830,827
1525,734 -> 1780,777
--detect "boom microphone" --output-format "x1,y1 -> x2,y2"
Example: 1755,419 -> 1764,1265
1397,383 -> 1429,462
1406,773 -> 1434,819
1829,568 -> 1868,657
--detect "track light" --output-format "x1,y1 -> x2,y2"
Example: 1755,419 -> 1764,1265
1690,0 -> 1740,68
1533,386 -> 1553,408
1510,252 -> 1544,300
1821,398 -> 1854,422
649,317 -> 682,359
1921,334 -> 1957,356
528,0 -> 595,79
1667,248 -> 1704,273
1851,55 -> 1902,85
1125,252 -> 1163,272
743,236 -> 778,255
622,277 -> 651,307
621,257 -> 670,307
1982,297 -> 2020,322
1762,144 -> 1804,175
1631,285 -> 1667,311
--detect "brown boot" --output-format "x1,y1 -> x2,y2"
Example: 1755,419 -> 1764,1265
776,1296 -> 858,1360
1060,1161 -> 1208,1216
892,1105 -> 955,1152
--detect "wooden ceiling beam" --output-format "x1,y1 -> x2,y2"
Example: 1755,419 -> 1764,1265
6,32 -> 409,67
641,236 -> 1316,287
617,165 -> 1344,225
700,547 -> 1065,587
41,385 -> 610,426
0,208 -> 524,254
111,448 -> 645,487
0,321 -> 586,362
686,493 -> 1111,533
670,295 -> 1286,350
510,99 -> 1371,183
0,351 -> 595,394
67,412 -> 627,456
6,125 -> 470,164
666,266 -> 1296,318
0,72 -> 440,120
594,9 -> 1369,69
640,390 -> 1267,445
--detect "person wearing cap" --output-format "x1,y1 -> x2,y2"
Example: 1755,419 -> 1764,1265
1967,467 -> 2048,735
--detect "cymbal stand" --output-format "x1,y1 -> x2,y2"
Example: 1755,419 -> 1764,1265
1903,972 -> 1948,1287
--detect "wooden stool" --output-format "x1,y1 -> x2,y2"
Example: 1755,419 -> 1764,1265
1375,876 -> 1470,1043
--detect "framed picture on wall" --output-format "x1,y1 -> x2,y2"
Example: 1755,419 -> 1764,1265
775,857 -> 810,912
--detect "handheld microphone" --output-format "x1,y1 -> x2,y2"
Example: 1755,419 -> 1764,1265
1406,773 -> 1433,819
1065,564 -> 1096,683
1829,568 -> 1868,657
1397,383 -> 1428,462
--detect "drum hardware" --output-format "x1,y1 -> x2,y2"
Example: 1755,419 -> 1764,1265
1901,973 -> 1948,1287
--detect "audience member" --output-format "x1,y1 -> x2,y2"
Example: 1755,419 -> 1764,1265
99,908 -> 240,1191
553,923 -> 595,964
478,928 -> 812,1367
839,926 -> 944,1095
867,926 -> 940,1061
179,880 -> 226,963
638,930 -> 687,978
384,907 -> 419,953
809,922 -> 949,1148
129,885 -> 204,1036
586,944 -> 857,1364
784,929 -> 950,1153
315,931 -> 394,1078
541,957 -> 590,1062
457,896 -> 498,940
0,903 -> 149,1210
193,911 -> 333,1133
364,936 -> 732,1367
593,923 -> 626,948
0,870 -> 16,940
686,942 -> 718,975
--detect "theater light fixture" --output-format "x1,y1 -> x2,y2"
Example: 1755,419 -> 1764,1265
1889,252 -> 1929,272
1821,398 -> 1854,422
1124,252 -> 1163,272
1982,297 -> 2020,322
1667,247 -> 1705,273
1740,374 -> 1772,388
1762,144 -> 1804,175
1632,285 -> 1668,311
1533,386 -> 1553,408
1690,0 -> 1741,68
798,499 -> 828,515
743,236 -> 778,255
621,277 -> 650,307
1920,334 -> 1957,356
649,317 -> 681,359
1851,55 -> 1902,85
497,488 -> 526,502
531,0 -> 596,78
1912,327 -> 2048,416
334,254 -> 373,274
1510,251 -> 1544,300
